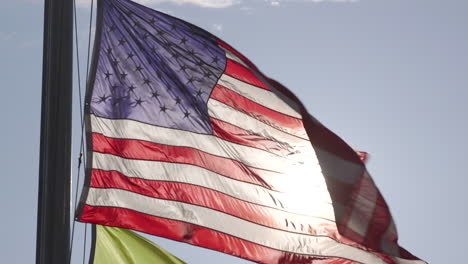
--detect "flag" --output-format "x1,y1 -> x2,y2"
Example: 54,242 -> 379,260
77,0 -> 426,263
91,225 -> 186,264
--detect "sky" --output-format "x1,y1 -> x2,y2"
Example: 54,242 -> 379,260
1,0 -> 467,263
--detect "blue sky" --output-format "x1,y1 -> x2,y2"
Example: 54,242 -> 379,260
1,0 -> 467,263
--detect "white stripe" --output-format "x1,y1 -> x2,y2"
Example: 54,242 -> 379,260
217,74 -> 302,119
90,114 -> 291,173
223,46 -> 251,69
86,188 -> 387,264
207,99 -> 331,209
221,48 -> 302,118
208,99 -> 309,146
91,114 -> 334,216
93,152 -> 335,219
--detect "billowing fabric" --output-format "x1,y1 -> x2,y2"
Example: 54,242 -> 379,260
92,225 -> 186,264
77,0 -> 426,263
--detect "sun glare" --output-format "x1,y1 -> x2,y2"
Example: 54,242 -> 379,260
279,147 -> 335,221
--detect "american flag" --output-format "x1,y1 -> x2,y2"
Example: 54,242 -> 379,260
78,0 -> 426,263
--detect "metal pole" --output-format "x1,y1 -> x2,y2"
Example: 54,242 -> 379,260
36,0 -> 73,262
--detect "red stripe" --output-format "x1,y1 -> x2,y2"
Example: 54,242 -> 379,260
81,205 -> 380,264
209,117 -> 292,157
90,169 -> 338,236
265,63 -> 419,263
363,194 -> 393,252
356,151 -> 369,163
88,170 -> 390,263
92,133 -> 276,189
225,59 -> 271,90
398,247 -> 420,260
219,42 -> 364,164
338,173 -> 368,244
324,176 -> 359,206
217,39 -> 260,72
266,78 -> 364,164
211,84 -> 308,139
219,40 -> 364,165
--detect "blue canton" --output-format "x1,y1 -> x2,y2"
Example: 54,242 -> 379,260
90,0 -> 226,134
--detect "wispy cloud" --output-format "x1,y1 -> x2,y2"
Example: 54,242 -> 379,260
242,0 -> 358,13
76,0 -> 240,8
239,6 -> 254,14
0,31 -> 42,49
265,0 -> 358,5
75,0 -> 357,9
298,0 -> 359,2
212,23 -> 223,32
0,32 -> 17,42
139,0 -> 240,8
19,38 -> 42,49
269,1 -> 280,6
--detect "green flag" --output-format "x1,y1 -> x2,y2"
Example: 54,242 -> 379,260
92,225 -> 186,264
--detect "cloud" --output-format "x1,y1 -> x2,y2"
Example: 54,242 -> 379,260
0,31 -> 42,49
75,0 -> 357,9
19,38 -> 42,49
269,1 -> 280,6
212,23 -> 223,32
140,0 -> 240,7
76,0 -> 240,8
246,0 -> 358,11
267,0 -> 358,8
299,0 -> 359,2
265,0 -> 358,5
0,32 -> 17,42
239,6 -> 253,14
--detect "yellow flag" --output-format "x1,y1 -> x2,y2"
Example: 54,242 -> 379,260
92,225 -> 186,264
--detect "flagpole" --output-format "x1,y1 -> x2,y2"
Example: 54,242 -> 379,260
36,0 -> 73,262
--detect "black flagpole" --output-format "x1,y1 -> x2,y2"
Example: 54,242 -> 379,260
36,0 -> 73,263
